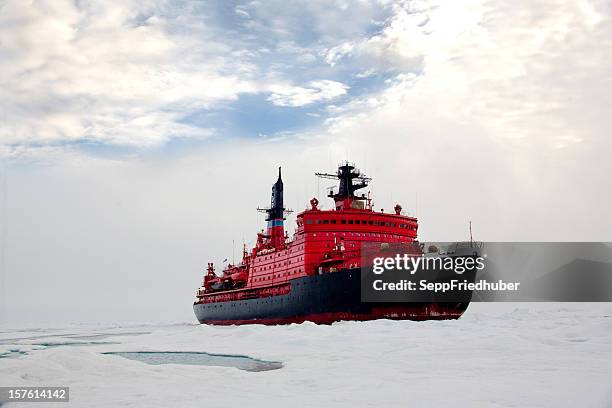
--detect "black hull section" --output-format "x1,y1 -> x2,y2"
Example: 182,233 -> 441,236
193,268 -> 470,325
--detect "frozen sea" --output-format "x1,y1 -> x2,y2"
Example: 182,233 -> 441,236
1,303 -> 612,407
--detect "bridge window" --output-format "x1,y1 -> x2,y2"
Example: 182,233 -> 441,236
331,220 -> 336,224
323,220 -> 329,224
306,219 -> 313,224
341,220 -> 346,224
348,220 -> 353,224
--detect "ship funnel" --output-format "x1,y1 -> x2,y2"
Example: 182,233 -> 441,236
270,167 -> 284,218
267,167 -> 285,249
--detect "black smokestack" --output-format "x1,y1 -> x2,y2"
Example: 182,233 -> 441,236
268,167 -> 284,221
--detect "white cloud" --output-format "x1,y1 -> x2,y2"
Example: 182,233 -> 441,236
235,6 -> 251,18
267,80 -> 349,107
0,0 -> 392,155
7,0 -> 608,158
324,0 -> 612,150
0,0 -> 257,149
312,0 -> 612,241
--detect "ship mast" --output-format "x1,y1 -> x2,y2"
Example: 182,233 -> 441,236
315,161 -> 371,211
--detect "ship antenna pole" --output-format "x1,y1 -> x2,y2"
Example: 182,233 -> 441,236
232,239 -> 235,265
469,221 -> 473,246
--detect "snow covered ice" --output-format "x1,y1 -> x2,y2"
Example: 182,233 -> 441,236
1,303 -> 612,407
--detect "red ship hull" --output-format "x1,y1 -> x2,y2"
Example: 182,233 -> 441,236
196,307 -> 468,326
197,311 -> 467,325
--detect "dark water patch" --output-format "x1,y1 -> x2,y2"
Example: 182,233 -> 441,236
0,333 -> 76,344
103,351 -> 283,372
0,349 -> 28,359
64,334 -> 113,340
0,331 -> 150,345
0,341 -> 118,360
34,341 -> 119,347
65,332 -> 151,341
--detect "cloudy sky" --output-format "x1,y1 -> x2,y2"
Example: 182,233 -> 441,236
1,0 -> 611,323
